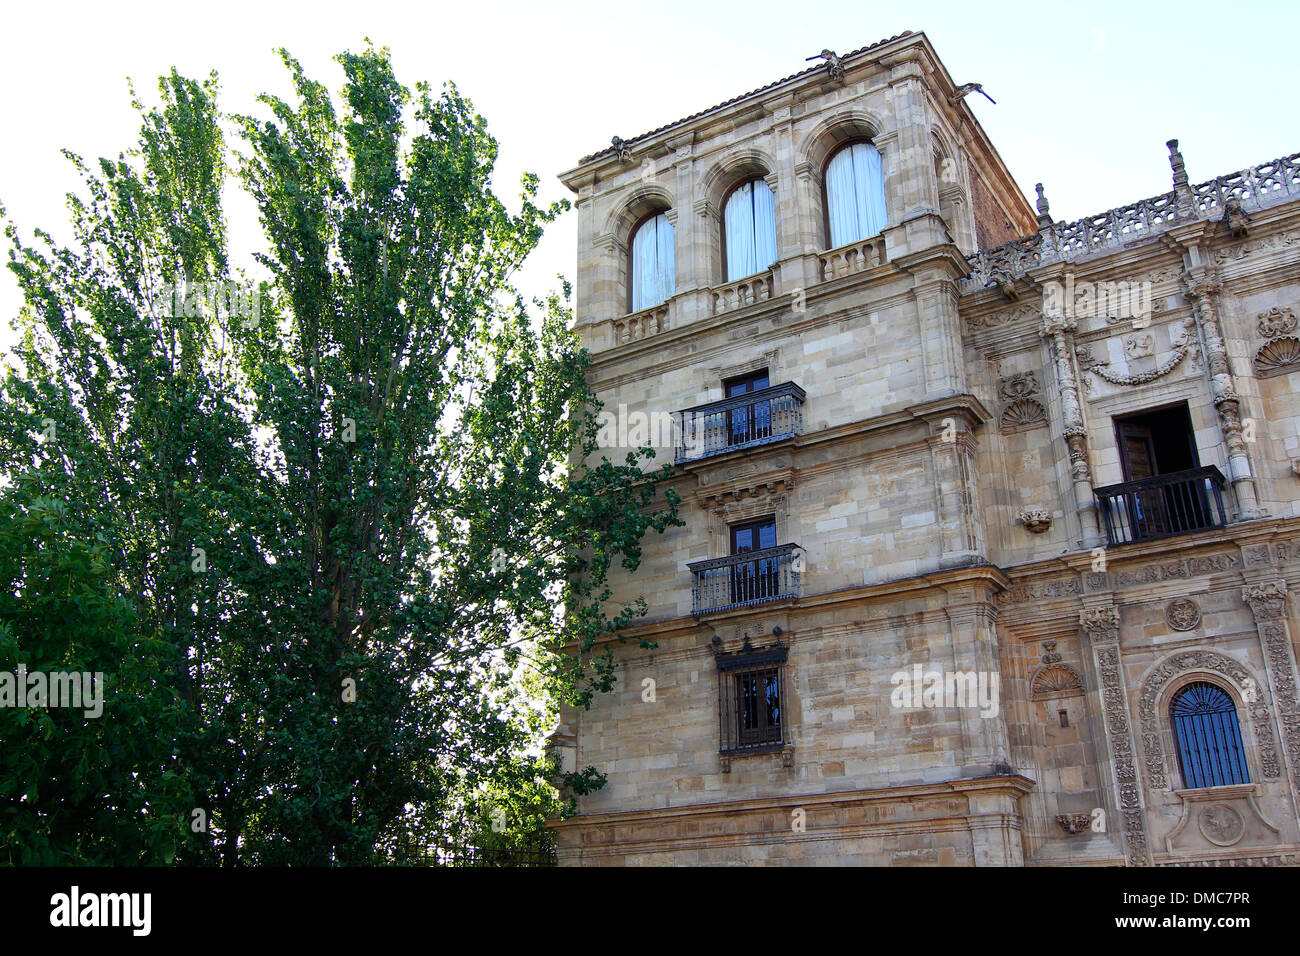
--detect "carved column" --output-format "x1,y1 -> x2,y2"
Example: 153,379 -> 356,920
1242,580 -> 1300,804
1080,604 -> 1151,865
1185,272 -> 1263,518
1042,313 -> 1104,548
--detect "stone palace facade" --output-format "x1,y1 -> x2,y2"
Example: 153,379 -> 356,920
547,30 -> 1300,866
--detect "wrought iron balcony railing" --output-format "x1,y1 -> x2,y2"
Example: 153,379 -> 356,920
688,543 -> 802,616
674,382 -> 806,463
1094,466 -> 1229,547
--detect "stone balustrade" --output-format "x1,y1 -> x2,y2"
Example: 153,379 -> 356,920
964,151 -> 1300,290
709,270 -> 775,316
611,303 -> 668,345
818,235 -> 886,282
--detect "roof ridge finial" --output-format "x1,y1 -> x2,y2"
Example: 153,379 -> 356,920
1168,138 -> 1194,216
1034,183 -> 1052,229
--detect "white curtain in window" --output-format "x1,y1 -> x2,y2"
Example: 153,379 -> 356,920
631,212 -> 674,311
724,179 -> 777,280
826,142 -> 887,248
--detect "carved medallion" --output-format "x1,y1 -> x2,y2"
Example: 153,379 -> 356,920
1198,804 -> 1245,847
1165,598 -> 1202,632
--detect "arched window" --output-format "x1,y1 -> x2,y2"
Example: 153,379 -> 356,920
723,178 -> 777,280
629,212 -> 674,312
825,141 -> 887,247
1171,682 -> 1250,788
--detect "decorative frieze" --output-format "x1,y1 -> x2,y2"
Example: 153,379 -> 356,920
997,576 -> 1082,606
1112,552 -> 1241,588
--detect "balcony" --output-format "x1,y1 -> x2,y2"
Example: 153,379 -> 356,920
674,381 -> 806,463
1094,466 -> 1229,547
611,303 -> 668,346
710,270 -> 775,316
818,235 -> 886,282
688,543 -> 802,616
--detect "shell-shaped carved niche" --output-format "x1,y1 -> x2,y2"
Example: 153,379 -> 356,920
1000,398 -> 1048,432
1254,336 -> 1300,377
1031,664 -> 1084,700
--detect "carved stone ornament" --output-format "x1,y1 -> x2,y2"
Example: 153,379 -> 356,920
1082,317 -> 1198,387
997,372 -> 1048,433
1165,598 -> 1202,631
1199,804 -> 1246,847
1000,398 -> 1048,432
1056,813 -> 1093,835
1018,507 -> 1052,533
997,371 -> 1040,401
1254,336 -> 1300,377
1032,664 -> 1084,700
1243,581 -> 1288,621
1080,605 -> 1120,638
1257,306 -> 1297,340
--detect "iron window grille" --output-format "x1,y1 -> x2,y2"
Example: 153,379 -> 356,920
714,636 -> 788,755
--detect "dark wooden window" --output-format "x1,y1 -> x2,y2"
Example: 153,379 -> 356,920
1112,403 -> 1214,539
1171,682 -> 1250,788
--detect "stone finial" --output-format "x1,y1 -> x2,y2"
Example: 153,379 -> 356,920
1168,138 -> 1194,215
1167,139 -> 1187,185
1034,183 -> 1052,229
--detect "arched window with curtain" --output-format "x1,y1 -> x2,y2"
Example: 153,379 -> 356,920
723,178 -> 777,280
825,141 -> 887,248
1171,681 -> 1251,788
629,211 -> 675,312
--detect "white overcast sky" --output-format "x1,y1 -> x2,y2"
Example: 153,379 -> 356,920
2,0 -> 1296,349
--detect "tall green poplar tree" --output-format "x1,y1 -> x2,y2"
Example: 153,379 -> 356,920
0,46 -> 678,865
